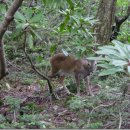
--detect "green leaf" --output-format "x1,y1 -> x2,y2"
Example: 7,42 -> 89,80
66,0 -> 74,10
96,49 -> 118,55
15,23 -> 25,29
125,45 -> 130,58
98,45 -> 116,50
97,63 -> 114,69
99,68 -> 124,76
127,66 -> 130,74
87,57 -> 106,61
27,34 -> 33,49
30,28 -> 42,40
112,60 -> 128,66
112,40 -> 128,58
96,48 -> 125,60
76,46 -> 86,51
94,40 -> 130,76
15,11 -> 26,22
60,23 -> 65,32
50,44 -> 57,54
23,7 -> 33,19
82,27 -> 93,37
71,16 -> 79,25
36,55 -> 43,62
30,12 -> 43,23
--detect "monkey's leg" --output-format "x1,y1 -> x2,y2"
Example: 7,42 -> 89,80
75,75 -> 80,95
59,75 -> 70,94
85,76 -> 94,96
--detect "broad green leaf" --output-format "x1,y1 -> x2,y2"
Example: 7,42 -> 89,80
30,12 -> 43,23
106,54 -> 125,61
27,34 -> 33,49
96,49 -> 118,55
87,57 -> 106,61
112,40 -> 128,58
15,11 -> 26,22
127,66 -> 130,74
112,60 -> 128,66
30,28 -> 42,40
94,40 -> 130,76
112,40 -> 124,47
99,68 -> 124,76
125,45 -> 130,58
114,41 -> 130,59
15,23 -> 25,29
96,49 -> 125,60
98,45 -> 116,50
23,7 -> 33,19
97,63 -> 115,69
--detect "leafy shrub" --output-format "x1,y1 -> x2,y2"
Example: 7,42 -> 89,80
90,40 -> 130,76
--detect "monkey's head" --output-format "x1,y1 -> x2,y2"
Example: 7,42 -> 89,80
83,59 -> 97,76
78,59 -> 97,77
88,60 -> 97,73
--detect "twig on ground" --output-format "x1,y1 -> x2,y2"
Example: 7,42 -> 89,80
118,111 -> 122,129
7,59 -> 21,71
86,102 -> 116,128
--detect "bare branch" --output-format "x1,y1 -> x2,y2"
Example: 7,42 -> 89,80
22,30 -> 57,99
110,5 -> 130,41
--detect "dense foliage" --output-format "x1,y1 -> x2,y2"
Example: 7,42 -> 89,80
0,0 -> 130,129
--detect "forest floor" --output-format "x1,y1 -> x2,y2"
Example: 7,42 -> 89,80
0,61 -> 130,129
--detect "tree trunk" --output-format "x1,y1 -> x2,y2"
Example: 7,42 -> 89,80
95,0 -> 117,45
0,0 -> 24,80
0,40 -> 7,80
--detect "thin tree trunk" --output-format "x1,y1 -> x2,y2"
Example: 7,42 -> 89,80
0,40 -> 7,79
0,0 -> 24,80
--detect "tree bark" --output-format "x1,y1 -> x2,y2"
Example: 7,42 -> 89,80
0,40 -> 8,80
0,0 -> 24,80
95,0 -> 117,45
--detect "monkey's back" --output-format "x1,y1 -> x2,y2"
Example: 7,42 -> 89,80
50,53 -> 76,73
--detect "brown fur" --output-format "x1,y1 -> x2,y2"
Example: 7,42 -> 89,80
49,53 -> 96,95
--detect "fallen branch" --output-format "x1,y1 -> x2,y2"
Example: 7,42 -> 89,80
7,59 -> 21,71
